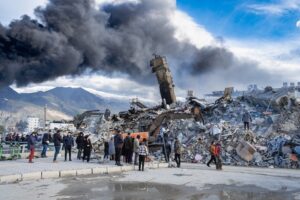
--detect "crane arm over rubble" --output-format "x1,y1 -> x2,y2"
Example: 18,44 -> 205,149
148,106 -> 204,144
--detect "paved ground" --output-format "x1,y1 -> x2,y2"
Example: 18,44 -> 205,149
0,154 -> 112,176
1,163 -> 300,200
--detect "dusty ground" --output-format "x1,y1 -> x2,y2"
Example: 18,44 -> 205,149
1,163 -> 300,200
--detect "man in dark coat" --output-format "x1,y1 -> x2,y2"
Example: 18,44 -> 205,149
53,130 -> 62,163
41,130 -> 51,158
104,140 -> 109,160
83,135 -> 92,162
76,132 -> 84,160
174,137 -> 181,168
114,129 -> 124,166
162,141 -> 172,162
123,133 -> 133,164
63,132 -> 74,161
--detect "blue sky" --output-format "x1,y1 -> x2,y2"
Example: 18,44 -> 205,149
177,0 -> 300,40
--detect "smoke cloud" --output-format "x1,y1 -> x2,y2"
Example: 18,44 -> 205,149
0,0 -> 272,88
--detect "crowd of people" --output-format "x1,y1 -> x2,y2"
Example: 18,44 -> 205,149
25,128 -> 151,171
4,132 -> 27,143
26,129 -> 92,163
25,127 -> 223,171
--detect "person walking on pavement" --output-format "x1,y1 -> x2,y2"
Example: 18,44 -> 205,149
114,129 -> 124,166
27,132 -> 37,163
138,138 -> 149,171
83,135 -> 93,162
133,135 -> 140,165
63,132 -> 74,161
174,137 -> 181,168
242,111 -> 252,131
109,136 -> 115,160
41,130 -> 51,158
53,130 -> 62,163
123,133 -> 133,164
76,132 -> 84,160
207,141 -> 216,167
215,142 -> 222,170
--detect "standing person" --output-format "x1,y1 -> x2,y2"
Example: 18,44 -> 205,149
174,137 -> 181,168
53,130 -> 62,163
83,135 -> 93,162
133,135 -> 140,165
123,133 -> 133,164
215,142 -> 222,170
138,138 -> 149,171
242,111 -> 252,131
104,140 -> 109,160
63,132 -> 74,161
41,130 -> 51,158
130,137 -> 134,163
109,136 -> 115,161
207,141 -> 216,167
27,132 -> 37,163
114,129 -> 124,166
76,132 -> 84,160
162,141 -> 172,163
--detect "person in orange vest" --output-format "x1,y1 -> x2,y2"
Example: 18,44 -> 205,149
215,142 -> 222,170
207,141 -> 216,167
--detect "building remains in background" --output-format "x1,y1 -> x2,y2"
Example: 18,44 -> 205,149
49,122 -> 76,132
26,117 -> 40,133
150,55 -> 176,105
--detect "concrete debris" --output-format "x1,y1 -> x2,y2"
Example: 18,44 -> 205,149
74,56 -> 300,169
236,141 -> 256,162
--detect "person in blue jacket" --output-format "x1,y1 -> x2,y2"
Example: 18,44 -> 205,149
27,132 -> 37,163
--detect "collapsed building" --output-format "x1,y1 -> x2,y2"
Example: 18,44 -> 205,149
76,56 -> 300,169
151,55 -> 176,105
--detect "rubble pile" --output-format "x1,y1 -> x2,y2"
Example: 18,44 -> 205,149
75,56 -> 300,168
76,87 -> 300,168
164,89 -> 300,168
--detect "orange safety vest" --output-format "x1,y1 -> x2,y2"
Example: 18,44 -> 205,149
210,144 -> 216,155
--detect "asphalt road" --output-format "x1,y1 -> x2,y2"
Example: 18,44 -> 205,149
1,163 -> 300,200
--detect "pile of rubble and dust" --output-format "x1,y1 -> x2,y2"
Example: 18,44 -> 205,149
75,56 -> 300,169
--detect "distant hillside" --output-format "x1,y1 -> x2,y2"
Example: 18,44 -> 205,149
0,87 -> 130,127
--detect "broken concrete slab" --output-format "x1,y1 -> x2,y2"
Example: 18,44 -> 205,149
236,141 -> 256,162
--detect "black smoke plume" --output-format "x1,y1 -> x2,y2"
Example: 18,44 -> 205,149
0,0 -> 268,88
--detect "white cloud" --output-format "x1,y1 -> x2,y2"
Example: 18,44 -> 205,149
296,20 -> 300,28
247,0 -> 300,15
171,10 -> 217,48
226,38 -> 300,85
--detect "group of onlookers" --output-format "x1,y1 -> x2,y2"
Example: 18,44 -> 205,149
27,129 -> 93,163
26,128 -> 222,171
5,132 -> 27,143
102,128 -> 149,171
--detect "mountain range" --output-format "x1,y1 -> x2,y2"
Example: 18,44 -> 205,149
0,87 -> 130,127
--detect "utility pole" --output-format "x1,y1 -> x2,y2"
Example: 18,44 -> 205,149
44,104 -> 47,129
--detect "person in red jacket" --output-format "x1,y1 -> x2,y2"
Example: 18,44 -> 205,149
215,142 -> 222,170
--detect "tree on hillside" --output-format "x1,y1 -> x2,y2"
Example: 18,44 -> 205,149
15,120 -> 28,132
73,113 -> 85,129
0,125 -> 5,141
